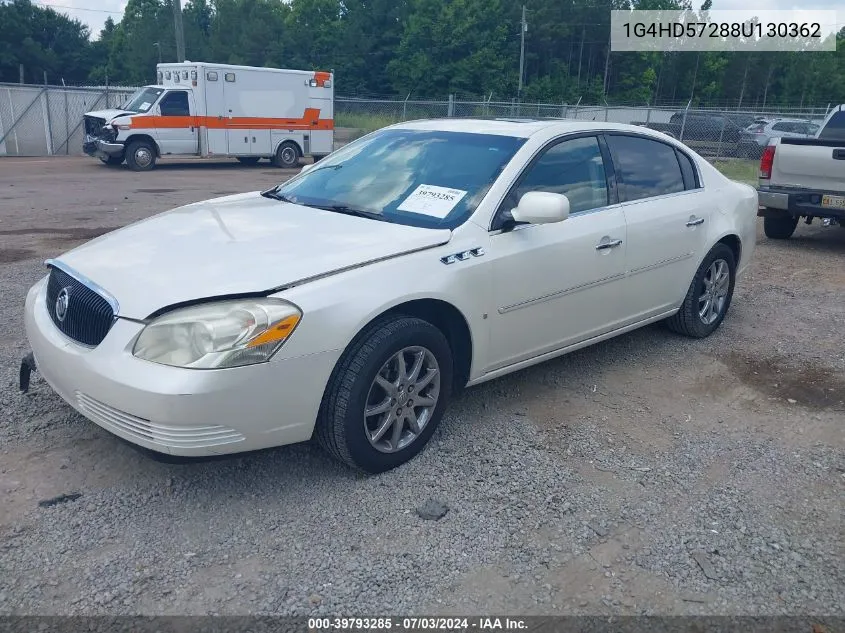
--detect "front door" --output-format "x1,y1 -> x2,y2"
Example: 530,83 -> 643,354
156,90 -> 198,155
486,135 -> 629,372
603,133 -> 711,321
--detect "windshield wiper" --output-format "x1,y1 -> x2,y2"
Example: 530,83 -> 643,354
310,203 -> 388,222
260,189 -> 294,202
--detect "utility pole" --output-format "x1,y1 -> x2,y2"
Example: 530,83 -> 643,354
173,0 -> 186,62
577,27 -> 585,88
518,5 -> 527,100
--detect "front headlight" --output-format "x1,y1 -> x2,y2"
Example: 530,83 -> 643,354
132,299 -> 302,369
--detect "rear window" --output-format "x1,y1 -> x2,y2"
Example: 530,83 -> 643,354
819,111 -> 845,141
606,135 -> 685,202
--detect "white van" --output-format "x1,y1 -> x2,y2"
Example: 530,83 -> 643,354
82,62 -> 334,171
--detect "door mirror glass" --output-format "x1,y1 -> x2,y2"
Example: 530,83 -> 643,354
511,191 -> 570,225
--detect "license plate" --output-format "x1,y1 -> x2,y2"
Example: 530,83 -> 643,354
821,194 -> 845,209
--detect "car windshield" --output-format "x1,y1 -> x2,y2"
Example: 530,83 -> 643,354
271,128 -> 526,229
122,87 -> 165,113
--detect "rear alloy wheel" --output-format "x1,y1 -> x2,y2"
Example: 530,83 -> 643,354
763,215 -> 799,240
99,155 -> 124,166
272,141 -> 300,168
316,316 -> 453,473
665,243 -> 736,338
236,156 -> 261,166
125,140 -> 156,171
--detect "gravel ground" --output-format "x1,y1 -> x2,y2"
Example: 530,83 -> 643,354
0,157 -> 843,616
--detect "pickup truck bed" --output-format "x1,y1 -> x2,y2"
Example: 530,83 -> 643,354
757,105 -> 845,239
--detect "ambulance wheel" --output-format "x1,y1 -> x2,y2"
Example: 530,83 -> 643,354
236,157 -> 260,166
273,142 -> 300,169
126,140 -> 157,171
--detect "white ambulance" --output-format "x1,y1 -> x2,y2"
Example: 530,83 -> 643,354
82,62 -> 334,171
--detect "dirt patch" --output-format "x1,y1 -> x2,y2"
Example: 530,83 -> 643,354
721,351 -> 845,410
0,248 -> 36,263
0,227 -> 120,239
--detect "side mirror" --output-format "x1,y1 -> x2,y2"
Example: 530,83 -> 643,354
511,191 -> 570,225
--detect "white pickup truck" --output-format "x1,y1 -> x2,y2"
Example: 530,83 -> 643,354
757,104 -> 845,239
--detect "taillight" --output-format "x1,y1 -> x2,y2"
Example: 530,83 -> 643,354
759,145 -> 775,179
749,125 -> 766,133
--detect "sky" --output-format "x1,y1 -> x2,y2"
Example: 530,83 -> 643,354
36,0 -> 844,40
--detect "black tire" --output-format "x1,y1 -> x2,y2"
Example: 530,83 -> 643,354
272,141 -> 300,168
665,243 -> 736,339
125,140 -> 156,171
99,155 -> 124,166
236,156 -> 260,166
316,315 -> 454,474
763,215 -> 799,240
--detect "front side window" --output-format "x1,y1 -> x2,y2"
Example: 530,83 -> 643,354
271,129 -> 526,229
159,91 -> 190,117
606,135 -> 685,202
123,87 -> 165,113
512,136 -> 609,214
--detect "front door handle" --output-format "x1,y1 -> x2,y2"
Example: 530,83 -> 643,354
686,217 -> 705,227
596,238 -> 623,250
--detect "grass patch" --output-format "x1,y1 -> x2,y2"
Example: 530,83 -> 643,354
710,159 -> 758,186
335,112 -> 401,134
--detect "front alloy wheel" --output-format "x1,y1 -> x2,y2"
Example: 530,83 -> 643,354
364,346 -> 441,453
316,316 -> 453,473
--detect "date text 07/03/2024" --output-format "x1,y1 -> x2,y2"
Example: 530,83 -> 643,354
307,617 -> 528,630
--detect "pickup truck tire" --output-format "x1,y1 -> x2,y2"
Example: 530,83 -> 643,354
665,243 -> 736,339
763,215 -> 799,240
125,140 -> 157,172
99,155 -> 124,166
272,141 -> 300,169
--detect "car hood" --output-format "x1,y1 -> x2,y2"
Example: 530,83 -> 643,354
51,192 -> 452,318
84,109 -> 135,121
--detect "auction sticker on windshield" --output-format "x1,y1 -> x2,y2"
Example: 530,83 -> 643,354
397,184 -> 468,218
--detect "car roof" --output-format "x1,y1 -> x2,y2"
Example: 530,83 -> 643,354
389,118 -> 674,140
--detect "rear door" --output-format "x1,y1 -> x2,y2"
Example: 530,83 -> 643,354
203,68 -> 227,155
604,133 -> 711,322
223,70 -> 251,155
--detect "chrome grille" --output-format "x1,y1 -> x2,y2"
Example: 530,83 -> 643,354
46,265 -> 115,346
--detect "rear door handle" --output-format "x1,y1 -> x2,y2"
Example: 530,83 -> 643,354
596,238 -> 623,250
686,217 -> 705,227
833,149 -> 845,160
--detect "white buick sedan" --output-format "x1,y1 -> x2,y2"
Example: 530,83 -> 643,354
23,119 -> 758,472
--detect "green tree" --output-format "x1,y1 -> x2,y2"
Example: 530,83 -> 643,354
0,0 -> 93,84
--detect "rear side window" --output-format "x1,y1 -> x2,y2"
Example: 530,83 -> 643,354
819,111 -> 845,141
675,149 -> 700,189
606,135 -> 685,202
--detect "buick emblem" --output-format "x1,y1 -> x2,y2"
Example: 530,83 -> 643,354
55,288 -> 70,322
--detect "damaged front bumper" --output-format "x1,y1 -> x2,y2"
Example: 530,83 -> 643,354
83,136 -> 124,159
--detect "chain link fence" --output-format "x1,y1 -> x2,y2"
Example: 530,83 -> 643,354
0,84 -> 135,157
0,82 -> 831,160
